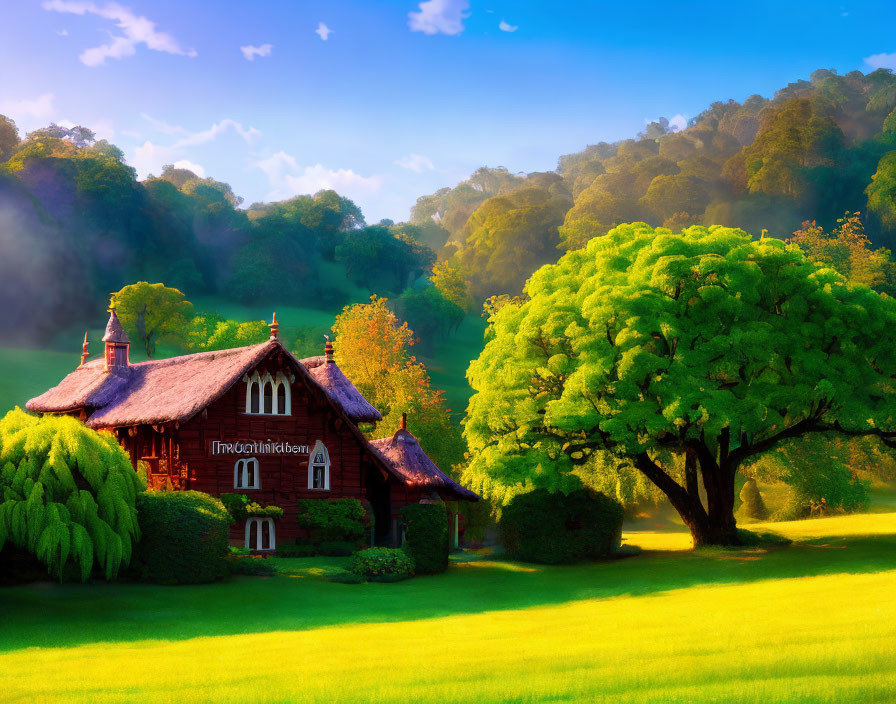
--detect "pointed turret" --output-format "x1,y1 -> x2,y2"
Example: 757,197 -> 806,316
269,311 -> 279,340
103,304 -> 130,372
79,332 -> 90,367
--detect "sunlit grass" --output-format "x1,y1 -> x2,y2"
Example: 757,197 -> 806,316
3,513 -> 895,703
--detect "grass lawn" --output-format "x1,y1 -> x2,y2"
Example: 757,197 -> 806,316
2,514 -> 895,703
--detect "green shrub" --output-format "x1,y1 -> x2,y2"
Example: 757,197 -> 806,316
228,546 -> 252,556
739,479 -> 769,520
298,498 -> 367,543
0,409 -> 142,581
246,502 -> 283,519
133,491 -> 231,584
276,543 -> 315,558
350,547 -> 415,582
400,503 -> 449,574
326,568 -> 365,584
220,493 -> 249,522
499,488 -> 623,564
317,540 -> 357,556
229,555 -> 277,576
220,494 -> 283,521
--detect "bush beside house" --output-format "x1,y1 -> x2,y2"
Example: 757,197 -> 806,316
499,488 -> 624,564
133,491 -> 231,584
401,503 -> 449,574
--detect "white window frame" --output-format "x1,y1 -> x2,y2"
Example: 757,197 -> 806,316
244,371 -> 291,416
234,457 -> 260,490
308,440 -> 330,490
245,517 -> 276,551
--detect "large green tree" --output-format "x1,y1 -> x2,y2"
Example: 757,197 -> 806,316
111,282 -> 194,357
464,223 -> 896,546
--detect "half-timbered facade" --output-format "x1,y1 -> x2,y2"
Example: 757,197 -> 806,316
27,309 -> 477,551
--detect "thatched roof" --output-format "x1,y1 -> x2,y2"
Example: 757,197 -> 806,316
302,356 -> 382,423
28,342 -> 276,427
27,340 -> 383,428
370,428 -> 479,501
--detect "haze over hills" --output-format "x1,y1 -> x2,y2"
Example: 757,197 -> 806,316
1,67 -> 895,342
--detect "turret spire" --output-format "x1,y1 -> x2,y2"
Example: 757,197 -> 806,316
269,311 -> 279,340
103,300 -> 130,372
80,332 -> 89,367
324,335 -> 334,363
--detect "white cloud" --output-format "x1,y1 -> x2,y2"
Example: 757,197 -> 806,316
42,1 -> 197,66
256,151 -> 382,202
408,0 -> 469,36
172,159 -> 205,177
240,43 -> 272,61
499,19 -> 517,32
140,112 -> 188,135
669,113 -> 687,132
0,93 -> 56,121
131,117 -> 261,177
865,52 -> 896,70
315,22 -> 332,41
57,28 -> 69,35
395,153 -> 435,173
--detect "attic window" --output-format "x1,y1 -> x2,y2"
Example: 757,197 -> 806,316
234,457 -> 260,490
245,371 -> 291,416
308,440 -> 330,490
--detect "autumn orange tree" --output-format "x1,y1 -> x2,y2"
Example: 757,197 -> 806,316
331,296 -> 465,471
788,212 -> 896,291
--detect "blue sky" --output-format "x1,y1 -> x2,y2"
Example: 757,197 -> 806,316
2,0 -> 895,222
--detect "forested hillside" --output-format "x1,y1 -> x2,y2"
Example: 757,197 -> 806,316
2,68 -> 896,343
413,68 -> 896,299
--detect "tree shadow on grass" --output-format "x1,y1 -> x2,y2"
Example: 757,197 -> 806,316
1,532 -> 894,652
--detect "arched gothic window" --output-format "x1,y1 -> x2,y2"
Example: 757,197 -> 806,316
308,440 -> 330,490
234,457 -> 260,490
245,517 -> 276,551
245,371 -> 291,415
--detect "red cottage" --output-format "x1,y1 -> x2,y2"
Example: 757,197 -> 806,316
26,309 -> 477,551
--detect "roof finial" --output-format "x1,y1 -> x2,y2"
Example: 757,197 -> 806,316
400,412 -> 407,431
80,332 -> 89,367
269,311 -> 279,340
325,334 -> 334,363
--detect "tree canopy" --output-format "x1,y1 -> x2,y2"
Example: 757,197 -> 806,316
111,282 -> 194,357
331,296 -> 465,471
464,223 -> 896,545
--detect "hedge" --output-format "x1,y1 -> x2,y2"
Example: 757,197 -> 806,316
499,488 -> 623,564
133,491 -> 231,584
297,498 -> 367,543
350,547 -> 415,582
400,503 -> 449,574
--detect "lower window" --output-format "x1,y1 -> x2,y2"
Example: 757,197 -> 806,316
245,517 -> 276,551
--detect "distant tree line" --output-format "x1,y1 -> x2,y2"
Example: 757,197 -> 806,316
411,68 -> 896,302
0,121 -> 448,343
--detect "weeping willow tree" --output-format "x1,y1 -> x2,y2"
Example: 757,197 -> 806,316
0,409 -> 143,581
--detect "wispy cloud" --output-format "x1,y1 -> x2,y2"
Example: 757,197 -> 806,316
865,52 -> 896,70
408,0 -> 469,36
240,43 -> 272,61
131,117 -> 261,177
256,151 -> 383,202
171,159 -> 205,177
56,28 -> 69,36
669,114 -> 687,132
395,153 -> 434,173
42,1 -> 197,66
499,20 -> 517,32
0,93 -> 56,122
315,22 -> 332,41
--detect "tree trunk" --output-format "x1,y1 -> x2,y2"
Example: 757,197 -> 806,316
636,450 -> 741,548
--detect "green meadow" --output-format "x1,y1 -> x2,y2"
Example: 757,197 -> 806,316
1,512 -> 895,703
